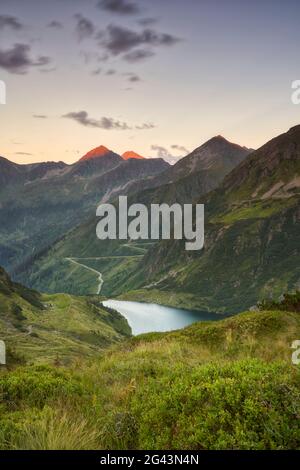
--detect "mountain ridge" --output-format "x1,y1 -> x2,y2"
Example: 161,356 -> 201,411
123,125 -> 300,312
15,134 -> 254,297
0,152 -> 169,274
122,151 -> 145,160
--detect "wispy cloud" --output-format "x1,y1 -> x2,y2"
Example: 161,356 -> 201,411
47,20 -> 63,29
123,49 -> 155,63
98,0 -> 140,15
171,144 -> 190,155
74,14 -> 95,41
62,110 -> 155,131
151,144 -> 188,164
0,43 -> 51,74
123,72 -> 141,82
62,111 -> 131,130
0,15 -> 23,31
98,24 -> 181,56
138,18 -> 158,26
136,122 -> 155,130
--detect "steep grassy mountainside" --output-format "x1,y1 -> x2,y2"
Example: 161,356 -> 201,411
0,266 -> 130,364
0,153 -> 168,274
16,136 -> 251,296
0,303 -> 299,450
119,126 -> 300,312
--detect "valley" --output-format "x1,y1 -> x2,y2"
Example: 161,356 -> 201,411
0,126 -> 300,450
10,126 -> 299,314
1,0 -> 299,453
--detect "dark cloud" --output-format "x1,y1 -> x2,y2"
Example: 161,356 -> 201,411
0,43 -> 51,74
123,49 -> 155,63
33,114 -> 47,119
47,20 -> 63,29
124,72 -> 141,82
74,14 -> 95,41
138,18 -> 158,26
171,144 -> 190,155
0,15 -> 23,31
62,110 -> 155,131
98,0 -> 139,15
128,75 -> 140,82
98,24 -> 181,56
16,152 -> 32,156
105,68 -> 116,75
62,111 -> 131,130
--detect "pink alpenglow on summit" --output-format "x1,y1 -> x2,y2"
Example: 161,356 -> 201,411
122,151 -> 145,161
80,146 -> 112,161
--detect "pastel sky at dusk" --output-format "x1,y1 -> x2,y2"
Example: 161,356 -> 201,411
1,0 -> 300,164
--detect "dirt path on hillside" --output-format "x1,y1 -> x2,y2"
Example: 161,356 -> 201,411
65,258 -> 104,294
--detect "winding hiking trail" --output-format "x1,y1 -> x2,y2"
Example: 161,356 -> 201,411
65,258 -> 104,295
65,245 -> 145,296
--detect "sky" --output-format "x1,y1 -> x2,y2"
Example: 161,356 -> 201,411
1,0 -> 300,164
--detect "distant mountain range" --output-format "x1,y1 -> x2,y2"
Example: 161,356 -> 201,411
12,135 -> 253,298
0,146 -> 169,273
13,126 -> 300,314
3,127 -> 299,314
0,146 -> 148,188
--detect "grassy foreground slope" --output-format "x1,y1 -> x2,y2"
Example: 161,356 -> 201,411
0,267 -> 131,364
0,298 -> 300,450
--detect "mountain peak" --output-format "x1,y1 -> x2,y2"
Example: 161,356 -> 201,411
204,135 -> 238,147
80,145 -> 112,161
122,151 -> 145,160
287,124 -> 300,135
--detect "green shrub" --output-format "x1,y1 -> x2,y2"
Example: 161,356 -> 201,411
0,365 -> 86,409
0,365 -> 92,449
129,360 -> 300,450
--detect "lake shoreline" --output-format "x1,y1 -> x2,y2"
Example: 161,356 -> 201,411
102,299 -> 227,336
